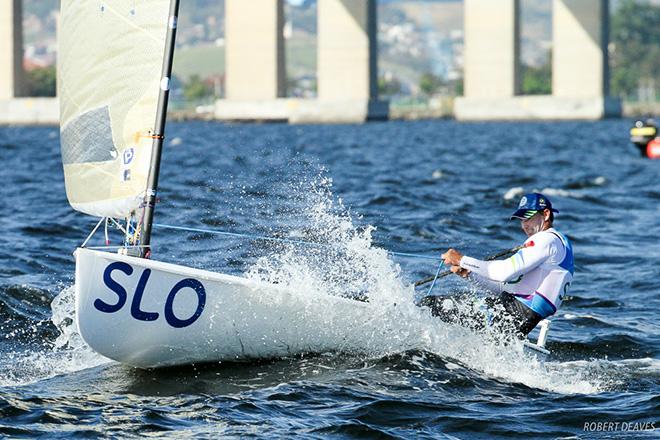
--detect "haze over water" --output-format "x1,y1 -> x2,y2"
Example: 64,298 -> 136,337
1,119 -> 658,438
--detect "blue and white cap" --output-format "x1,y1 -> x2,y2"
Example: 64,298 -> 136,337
511,193 -> 559,220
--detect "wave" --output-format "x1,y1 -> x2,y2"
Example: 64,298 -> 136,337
504,186 -> 587,201
564,176 -> 608,189
502,180 -> 609,203
548,333 -> 653,361
0,285 -> 108,388
0,284 -> 58,344
567,295 -> 623,309
538,187 -> 587,199
503,186 -> 524,201
0,284 -> 52,319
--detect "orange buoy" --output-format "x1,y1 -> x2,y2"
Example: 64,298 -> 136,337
647,137 -> 660,159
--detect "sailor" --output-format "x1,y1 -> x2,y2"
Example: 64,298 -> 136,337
424,193 -> 574,338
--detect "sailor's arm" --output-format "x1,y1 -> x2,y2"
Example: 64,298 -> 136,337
446,262 -> 506,293
443,236 -> 552,283
459,241 -> 550,282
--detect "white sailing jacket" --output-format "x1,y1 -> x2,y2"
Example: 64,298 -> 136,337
459,228 -> 574,318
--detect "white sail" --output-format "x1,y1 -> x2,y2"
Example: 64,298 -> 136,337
58,0 -> 171,218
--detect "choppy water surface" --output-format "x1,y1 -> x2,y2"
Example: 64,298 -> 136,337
1,119 -> 658,438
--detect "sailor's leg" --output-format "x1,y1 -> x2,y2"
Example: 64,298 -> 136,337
487,293 -> 543,338
503,295 -> 543,336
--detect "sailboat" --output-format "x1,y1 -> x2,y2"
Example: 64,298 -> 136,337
58,1 -> 553,369
58,0 -> 381,368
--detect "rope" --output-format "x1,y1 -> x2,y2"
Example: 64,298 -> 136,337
80,218 -> 105,248
108,217 -> 128,235
104,218 -> 110,245
152,222 -> 440,261
387,251 -> 438,261
426,261 -> 444,296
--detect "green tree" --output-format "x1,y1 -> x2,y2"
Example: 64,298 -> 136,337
454,79 -> 463,97
419,72 -> 444,96
610,0 -> 660,100
24,66 -> 56,97
378,75 -> 403,97
521,63 -> 552,95
183,75 -> 212,102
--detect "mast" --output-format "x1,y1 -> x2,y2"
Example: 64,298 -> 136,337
140,0 -> 181,258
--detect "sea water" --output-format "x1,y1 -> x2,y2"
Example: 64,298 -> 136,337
0,120 -> 658,438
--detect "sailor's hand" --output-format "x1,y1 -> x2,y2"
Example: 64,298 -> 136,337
441,248 -> 463,267
450,265 -> 470,278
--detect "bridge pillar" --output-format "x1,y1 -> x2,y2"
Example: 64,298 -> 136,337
216,0 -> 387,123
454,0 -> 524,120
317,0 -> 377,102
553,0 -> 609,99
549,0 -> 620,119
456,0 -> 620,120
215,0 -> 288,121
225,0 -> 285,100
291,0 -> 387,123
0,0 -> 57,124
462,0 -> 520,99
0,0 -> 25,99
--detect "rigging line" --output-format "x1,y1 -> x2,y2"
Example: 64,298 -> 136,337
152,222 -> 440,261
426,261 -> 444,296
388,251 -> 438,261
130,217 -> 138,242
125,217 -> 131,246
104,217 -> 110,245
80,217 -> 105,248
108,217 -> 129,235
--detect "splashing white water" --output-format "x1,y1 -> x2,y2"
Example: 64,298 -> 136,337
538,187 -> 586,199
246,175 -> 409,307
245,173 -> 605,394
0,286 -> 108,388
504,187 -> 524,200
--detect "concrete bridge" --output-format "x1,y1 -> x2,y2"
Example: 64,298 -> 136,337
0,0 -> 58,124
0,0 -> 620,124
456,0 -> 620,120
218,0 -> 387,123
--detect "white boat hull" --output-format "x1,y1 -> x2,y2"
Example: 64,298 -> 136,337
75,248 -> 372,368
